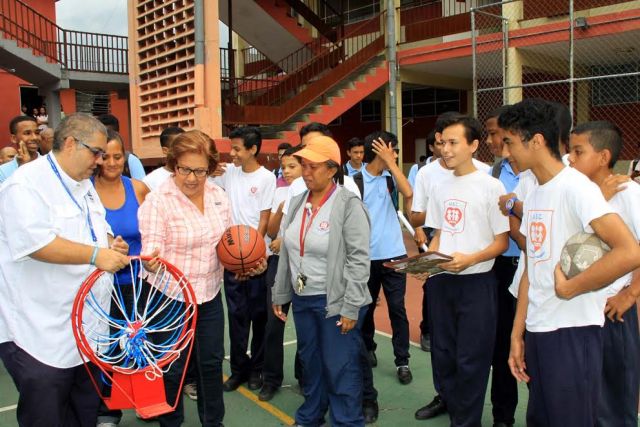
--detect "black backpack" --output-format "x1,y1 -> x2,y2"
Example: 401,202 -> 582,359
353,171 -> 398,211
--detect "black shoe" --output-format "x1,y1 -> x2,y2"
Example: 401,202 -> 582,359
493,423 -> 514,427
258,384 -> 278,401
415,395 -> 447,420
248,372 -> 263,390
363,399 -> 379,424
368,350 -> 377,367
222,375 -> 246,392
420,334 -> 431,352
396,365 -> 413,385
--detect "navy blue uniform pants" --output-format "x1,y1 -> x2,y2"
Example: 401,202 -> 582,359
490,256 -> 519,424
525,326 -> 603,427
362,258 -> 410,367
223,269 -> 267,378
428,271 -> 497,427
597,304 -> 640,427
292,294 -> 366,427
263,256 -> 303,388
0,341 -> 100,427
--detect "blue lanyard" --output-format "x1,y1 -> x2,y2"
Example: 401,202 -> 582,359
47,154 -> 98,243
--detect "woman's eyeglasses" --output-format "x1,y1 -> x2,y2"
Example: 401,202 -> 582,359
176,166 -> 208,178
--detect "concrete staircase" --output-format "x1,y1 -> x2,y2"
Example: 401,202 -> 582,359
260,58 -> 388,144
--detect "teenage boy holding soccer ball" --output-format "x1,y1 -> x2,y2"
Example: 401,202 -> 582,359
567,121 -> 640,427
499,99 -> 640,427
419,115 -> 510,426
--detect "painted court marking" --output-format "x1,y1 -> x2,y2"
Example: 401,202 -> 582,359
222,375 -> 295,425
0,404 -> 17,413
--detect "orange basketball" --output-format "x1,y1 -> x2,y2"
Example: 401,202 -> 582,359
216,225 -> 266,274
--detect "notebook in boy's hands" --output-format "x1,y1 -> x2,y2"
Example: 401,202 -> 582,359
383,251 -> 453,275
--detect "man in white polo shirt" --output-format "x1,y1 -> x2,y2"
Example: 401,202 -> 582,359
0,113 -> 130,427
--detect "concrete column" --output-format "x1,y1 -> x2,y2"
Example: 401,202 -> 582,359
503,1 -> 523,105
42,88 -> 61,129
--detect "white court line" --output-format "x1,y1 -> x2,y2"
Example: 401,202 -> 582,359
374,329 -> 422,349
0,404 -> 17,413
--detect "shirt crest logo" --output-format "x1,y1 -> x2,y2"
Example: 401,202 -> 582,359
250,186 -> 258,194
318,221 -> 330,231
443,199 -> 466,235
527,210 -> 553,263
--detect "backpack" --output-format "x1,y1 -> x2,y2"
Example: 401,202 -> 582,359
353,171 -> 398,211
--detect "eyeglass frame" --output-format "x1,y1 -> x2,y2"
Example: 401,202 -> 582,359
74,138 -> 106,159
176,165 -> 209,178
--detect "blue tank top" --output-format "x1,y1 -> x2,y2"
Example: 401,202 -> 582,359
95,176 -> 142,285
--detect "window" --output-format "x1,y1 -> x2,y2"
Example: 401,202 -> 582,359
320,0 -> 380,25
591,63 -> 640,106
360,99 -> 381,122
402,87 -> 462,118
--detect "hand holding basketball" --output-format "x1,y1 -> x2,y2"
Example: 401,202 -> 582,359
234,257 -> 267,281
95,248 -> 130,273
216,225 -> 266,275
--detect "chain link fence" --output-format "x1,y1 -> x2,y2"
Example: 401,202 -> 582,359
472,0 -> 640,166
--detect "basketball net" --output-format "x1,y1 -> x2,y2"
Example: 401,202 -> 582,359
71,256 -> 198,418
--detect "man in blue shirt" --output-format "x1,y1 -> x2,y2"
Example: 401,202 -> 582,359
485,106 -> 520,427
357,131 -> 414,386
0,116 -> 41,183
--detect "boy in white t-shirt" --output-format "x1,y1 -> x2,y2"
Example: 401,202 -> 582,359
499,99 -> 640,427
215,126 -> 276,392
567,121 -> 640,427
143,126 -> 184,191
419,115 -> 510,426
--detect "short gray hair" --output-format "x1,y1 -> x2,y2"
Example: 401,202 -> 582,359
53,113 -> 108,152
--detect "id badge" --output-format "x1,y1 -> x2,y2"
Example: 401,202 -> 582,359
296,273 -> 307,293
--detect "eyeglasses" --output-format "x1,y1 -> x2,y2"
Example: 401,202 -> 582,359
75,138 -> 106,159
176,165 -> 208,178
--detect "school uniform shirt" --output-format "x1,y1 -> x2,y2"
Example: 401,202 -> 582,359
345,161 -> 366,176
214,163 -> 276,228
282,175 -> 361,216
520,167 -> 614,332
599,180 -> 640,297
0,153 -> 42,183
412,158 -> 489,220
214,163 -> 276,254
407,163 -> 419,189
142,166 -> 172,191
0,154 -> 112,369
361,168 -> 406,260
425,170 -> 509,275
509,170 -> 538,298
272,186 -> 289,238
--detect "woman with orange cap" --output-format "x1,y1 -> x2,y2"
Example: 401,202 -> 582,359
272,135 -> 371,427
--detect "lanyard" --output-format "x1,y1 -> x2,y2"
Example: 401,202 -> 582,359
47,154 -> 98,243
299,184 -> 336,257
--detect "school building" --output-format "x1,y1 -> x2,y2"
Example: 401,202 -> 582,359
1,0 -> 639,168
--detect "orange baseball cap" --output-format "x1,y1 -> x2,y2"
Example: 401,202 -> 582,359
295,135 -> 341,165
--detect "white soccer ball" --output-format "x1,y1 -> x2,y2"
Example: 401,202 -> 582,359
560,232 -> 610,279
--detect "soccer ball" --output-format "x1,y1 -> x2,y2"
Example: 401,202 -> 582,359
560,232 -> 610,279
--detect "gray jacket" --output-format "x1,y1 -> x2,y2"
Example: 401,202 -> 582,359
272,187 -> 372,320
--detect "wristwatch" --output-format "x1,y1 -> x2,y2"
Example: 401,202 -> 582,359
505,197 -> 518,216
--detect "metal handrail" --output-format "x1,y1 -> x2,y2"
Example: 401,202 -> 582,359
0,0 -> 128,74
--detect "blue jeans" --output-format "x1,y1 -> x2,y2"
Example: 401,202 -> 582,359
292,294 -> 366,427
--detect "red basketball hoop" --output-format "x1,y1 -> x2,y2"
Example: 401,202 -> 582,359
71,256 -> 198,419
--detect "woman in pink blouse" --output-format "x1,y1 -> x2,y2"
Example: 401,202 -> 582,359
138,130 -> 234,427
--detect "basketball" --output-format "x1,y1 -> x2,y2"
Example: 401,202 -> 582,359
560,232 -> 610,279
216,225 -> 266,274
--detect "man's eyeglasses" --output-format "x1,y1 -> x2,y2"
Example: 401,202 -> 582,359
75,138 -> 106,159
176,166 -> 208,178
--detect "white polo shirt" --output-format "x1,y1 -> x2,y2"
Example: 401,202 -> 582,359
0,154 -> 112,368
143,166 -> 172,191
521,167 -> 614,332
425,170 -> 509,274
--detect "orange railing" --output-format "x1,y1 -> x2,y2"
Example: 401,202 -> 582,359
223,11 -> 385,124
0,0 -> 128,74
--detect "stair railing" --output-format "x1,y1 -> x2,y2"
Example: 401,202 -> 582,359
0,0 -> 128,74
223,11 -> 386,124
